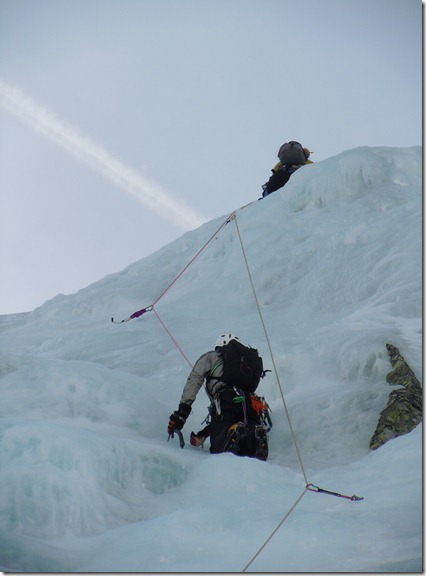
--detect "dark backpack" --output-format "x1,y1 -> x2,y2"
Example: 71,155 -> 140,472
216,339 -> 264,393
278,141 -> 306,166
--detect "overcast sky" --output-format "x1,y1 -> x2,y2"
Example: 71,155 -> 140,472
0,0 -> 422,315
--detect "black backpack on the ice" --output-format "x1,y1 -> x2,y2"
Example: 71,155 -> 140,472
217,339 -> 264,393
278,141 -> 306,166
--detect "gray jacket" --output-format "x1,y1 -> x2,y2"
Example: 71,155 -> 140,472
180,349 -> 226,406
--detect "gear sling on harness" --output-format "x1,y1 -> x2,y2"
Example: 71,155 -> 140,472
207,386 -> 269,457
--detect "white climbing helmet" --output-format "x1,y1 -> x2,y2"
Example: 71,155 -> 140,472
215,333 -> 240,348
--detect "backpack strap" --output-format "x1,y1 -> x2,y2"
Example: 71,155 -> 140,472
207,357 -> 224,382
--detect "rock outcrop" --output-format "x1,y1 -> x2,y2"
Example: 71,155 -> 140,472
369,344 -> 422,450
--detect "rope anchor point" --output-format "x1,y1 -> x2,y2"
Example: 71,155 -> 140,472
306,483 -> 364,501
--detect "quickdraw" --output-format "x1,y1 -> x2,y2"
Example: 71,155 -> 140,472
111,306 -> 153,324
306,483 -> 364,501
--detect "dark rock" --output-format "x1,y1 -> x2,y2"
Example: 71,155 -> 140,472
369,344 -> 422,450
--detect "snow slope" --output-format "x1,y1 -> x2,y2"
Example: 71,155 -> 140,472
0,146 -> 422,572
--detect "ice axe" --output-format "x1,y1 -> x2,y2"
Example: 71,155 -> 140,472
168,429 -> 185,449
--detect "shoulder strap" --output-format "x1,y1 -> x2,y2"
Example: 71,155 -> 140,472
207,357 -> 224,381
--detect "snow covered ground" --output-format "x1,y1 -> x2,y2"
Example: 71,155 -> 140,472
0,146 -> 422,573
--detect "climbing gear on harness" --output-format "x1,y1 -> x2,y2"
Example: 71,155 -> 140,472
211,387 -> 245,419
306,483 -> 364,501
250,394 -> 268,415
223,422 -> 247,454
251,394 -> 273,433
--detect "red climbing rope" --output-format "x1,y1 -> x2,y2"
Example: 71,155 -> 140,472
152,307 -> 193,368
152,210 -> 236,307
111,210 -> 236,325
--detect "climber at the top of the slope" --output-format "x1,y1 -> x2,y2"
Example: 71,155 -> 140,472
261,140 -> 313,198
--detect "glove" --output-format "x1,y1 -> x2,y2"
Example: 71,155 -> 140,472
168,402 -> 191,435
190,425 -> 211,448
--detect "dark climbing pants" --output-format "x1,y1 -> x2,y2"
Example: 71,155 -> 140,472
264,165 -> 303,196
209,388 -> 260,456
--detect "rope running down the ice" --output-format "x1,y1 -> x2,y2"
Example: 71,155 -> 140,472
111,210 -> 236,325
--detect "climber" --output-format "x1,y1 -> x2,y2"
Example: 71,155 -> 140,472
261,141 -> 313,198
167,333 -> 271,461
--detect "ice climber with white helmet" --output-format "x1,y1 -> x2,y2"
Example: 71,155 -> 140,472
167,333 -> 271,460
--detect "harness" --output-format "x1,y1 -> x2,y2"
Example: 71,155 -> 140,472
203,354 -> 272,431
202,385 -> 272,432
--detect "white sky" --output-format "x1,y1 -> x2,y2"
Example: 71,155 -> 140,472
0,0 -> 422,314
